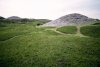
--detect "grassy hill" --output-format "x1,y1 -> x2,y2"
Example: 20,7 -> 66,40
0,21 -> 100,67
80,25 -> 100,38
57,26 -> 77,34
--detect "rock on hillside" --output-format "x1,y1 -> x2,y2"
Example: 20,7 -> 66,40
42,13 -> 98,27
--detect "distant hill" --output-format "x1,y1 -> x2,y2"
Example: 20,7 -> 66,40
42,13 -> 100,27
0,16 -> 5,20
7,16 -> 21,20
36,19 -> 51,22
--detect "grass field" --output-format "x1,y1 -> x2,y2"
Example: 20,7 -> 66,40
80,25 -> 100,38
57,26 -> 77,34
0,21 -> 100,67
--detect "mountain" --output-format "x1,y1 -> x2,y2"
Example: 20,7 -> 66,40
7,16 -> 21,20
42,13 -> 98,27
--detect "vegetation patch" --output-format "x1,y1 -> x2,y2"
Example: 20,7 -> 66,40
80,25 -> 100,38
92,22 -> 100,25
57,26 -> 77,34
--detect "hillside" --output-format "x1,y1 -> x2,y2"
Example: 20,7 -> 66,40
0,20 -> 100,67
42,13 -> 99,27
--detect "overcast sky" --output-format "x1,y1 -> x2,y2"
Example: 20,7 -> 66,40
0,0 -> 100,20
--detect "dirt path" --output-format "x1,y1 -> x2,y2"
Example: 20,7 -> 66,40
76,26 -> 88,37
77,26 -> 81,34
54,28 -> 66,35
45,26 -> 88,37
45,27 -> 66,35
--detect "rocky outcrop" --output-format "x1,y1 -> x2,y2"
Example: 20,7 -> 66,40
42,13 -> 97,27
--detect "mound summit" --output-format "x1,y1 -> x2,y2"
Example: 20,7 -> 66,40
7,16 -> 21,20
42,13 -> 98,27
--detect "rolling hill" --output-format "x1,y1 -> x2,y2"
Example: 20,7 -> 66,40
42,13 -> 99,27
7,16 -> 21,20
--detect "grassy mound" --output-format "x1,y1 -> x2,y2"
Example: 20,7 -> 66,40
92,22 -> 100,25
57,26 -> 77,34
80,25 -> 100,38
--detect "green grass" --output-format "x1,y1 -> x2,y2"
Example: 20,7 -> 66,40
0,24 -> 44,41
0,22 -> 100,67
0,21 -> 48,41
57,26 -> 77,34
92,23 -> 100,25
80,25 -> 100,38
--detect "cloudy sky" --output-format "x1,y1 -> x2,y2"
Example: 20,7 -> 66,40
0,0 -> 100,20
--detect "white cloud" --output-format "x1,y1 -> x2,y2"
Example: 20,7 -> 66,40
0,0 -> 100,20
